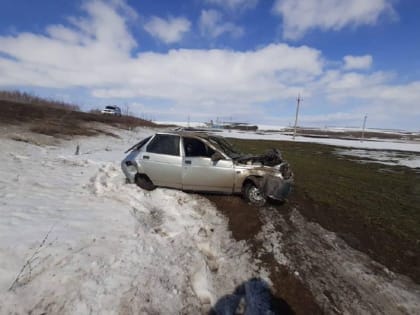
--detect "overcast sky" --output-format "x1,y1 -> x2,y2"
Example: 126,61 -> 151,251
1,0 -> 419,130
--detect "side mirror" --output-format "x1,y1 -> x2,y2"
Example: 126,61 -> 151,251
211,151 -> 224,162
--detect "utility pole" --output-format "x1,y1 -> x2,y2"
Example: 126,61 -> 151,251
361,114 -> 368,142
124,102 -> 130,130
293,94 -> 302,140
124,102 -> 129,116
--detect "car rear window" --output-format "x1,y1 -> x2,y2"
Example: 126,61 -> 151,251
147,134 -> 180,156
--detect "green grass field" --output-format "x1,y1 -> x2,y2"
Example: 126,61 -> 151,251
230,138 -> 420,282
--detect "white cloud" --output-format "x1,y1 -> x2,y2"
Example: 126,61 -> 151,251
0,0 -> 323,110
322,70 -> 388,91
45,25 -> 86,44
72,0 -> 136,51
90,43 -> 323,104
0,0 -> 134,81
299,112 -> 364,124
204,0 -> 258,11
317,70 -> 420,116
343,55 -> 373,70
0,0 -> 418,129
199,10 -> 244,38
342,80 -> 420,106
144,16 -> 191,44
273,0 -> 395,40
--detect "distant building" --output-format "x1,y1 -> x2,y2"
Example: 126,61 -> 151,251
205,121 -> 258,131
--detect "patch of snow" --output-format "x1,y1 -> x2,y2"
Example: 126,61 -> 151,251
216,130 -> 420,153
257,207 -> 420,314
0,127 -> 260,314
322,127 -> 413,134
256,124 -> 288,131
255,220 -> 289,267
155,120 -> 205,128
336,149 -> 420,168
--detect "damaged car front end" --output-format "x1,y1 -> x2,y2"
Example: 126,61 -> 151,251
121,131 -> 293,205
232,149 -> 293,205
206,137 -> 293,204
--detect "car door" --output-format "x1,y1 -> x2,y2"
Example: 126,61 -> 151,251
140,134 -> 182,188
182,137 -> 234,192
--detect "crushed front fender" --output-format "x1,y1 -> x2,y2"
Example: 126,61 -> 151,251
261,175 -> 293,201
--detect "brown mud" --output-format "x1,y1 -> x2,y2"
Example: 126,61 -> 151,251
205,194 -> 420,314
205,195 -> 323,315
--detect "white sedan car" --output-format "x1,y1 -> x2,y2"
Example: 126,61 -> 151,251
121,131 -> 293,205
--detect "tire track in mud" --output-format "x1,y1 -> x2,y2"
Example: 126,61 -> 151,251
205,195 -> 321,314
206,195 -> 420,315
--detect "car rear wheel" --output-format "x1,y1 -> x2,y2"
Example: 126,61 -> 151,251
243,181 -> 266,206
135,174 -> 156,191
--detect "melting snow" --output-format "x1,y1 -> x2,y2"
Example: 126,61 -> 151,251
217,130 -> 420,153
335,148 -> 420,168
2,126 -> 420,314
257,208 -> 420,314
0,128 -> 262,314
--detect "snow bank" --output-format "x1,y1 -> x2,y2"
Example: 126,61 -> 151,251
0,128 -> 262,314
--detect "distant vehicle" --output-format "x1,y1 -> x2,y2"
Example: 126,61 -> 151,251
101,105 -> 122,116
121,131 -> 293,205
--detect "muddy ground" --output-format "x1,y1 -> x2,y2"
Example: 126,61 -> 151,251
206,195 -> 321,314
206,194 -> 420,314
230,138 -> 420,285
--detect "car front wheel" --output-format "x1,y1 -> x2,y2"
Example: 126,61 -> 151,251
243,181 -> 266,206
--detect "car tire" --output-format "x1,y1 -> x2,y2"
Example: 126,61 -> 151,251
135,174 -> 156,191
243,181 -> 266,206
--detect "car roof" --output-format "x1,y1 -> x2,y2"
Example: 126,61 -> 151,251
155,129 -> 221,141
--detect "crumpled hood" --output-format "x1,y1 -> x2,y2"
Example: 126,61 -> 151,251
235,148 -> 283,167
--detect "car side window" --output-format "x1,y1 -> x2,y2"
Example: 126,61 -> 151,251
184,138 -> 215,157
147,135 -> 180,156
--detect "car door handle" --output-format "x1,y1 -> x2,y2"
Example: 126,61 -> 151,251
143,155 -> 150,160
185,160 -> 191,165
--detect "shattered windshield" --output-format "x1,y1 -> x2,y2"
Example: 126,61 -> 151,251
208,136 -> 241,158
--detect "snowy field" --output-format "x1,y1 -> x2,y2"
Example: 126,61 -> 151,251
156,121 -> 420,152
335,149 -> 420,169
0,127 -> 264,314
1,126 -> 420,314
216,129 -> 420,168
217,129 -> 420,153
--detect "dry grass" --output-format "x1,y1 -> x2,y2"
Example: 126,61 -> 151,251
0,90 -> 79,111
0,93 -> 156,138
